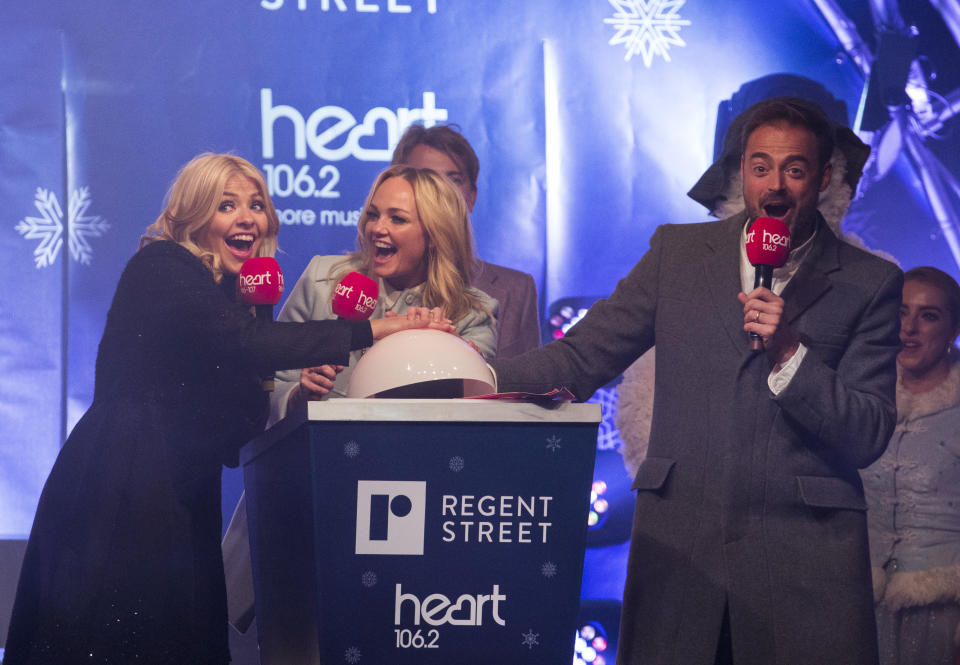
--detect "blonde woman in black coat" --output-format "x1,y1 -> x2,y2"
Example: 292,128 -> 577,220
3,153 -> 450,665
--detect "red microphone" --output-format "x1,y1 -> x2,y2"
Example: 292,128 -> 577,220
331,272 -> 379,321
744,217 -> 791,350
237,256 -> 284,313
237,256 -> 284,390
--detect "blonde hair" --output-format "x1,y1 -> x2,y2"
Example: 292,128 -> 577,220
140,153 -> 279,281
336,165 -> 483,322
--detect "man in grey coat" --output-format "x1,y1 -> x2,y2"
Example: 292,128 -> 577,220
493,97 -> 902,664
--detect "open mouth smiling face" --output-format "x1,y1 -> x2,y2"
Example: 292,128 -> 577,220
363,176 -> 429,290
197,175 -> 269,276
741,121 -> 831,241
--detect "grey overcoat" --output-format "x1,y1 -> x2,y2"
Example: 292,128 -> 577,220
493,212 -> 903,664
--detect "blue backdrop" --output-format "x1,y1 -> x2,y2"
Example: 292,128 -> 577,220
3,0 -> 960,656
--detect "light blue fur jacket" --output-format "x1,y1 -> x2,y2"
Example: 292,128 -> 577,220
861,354 -> 960,612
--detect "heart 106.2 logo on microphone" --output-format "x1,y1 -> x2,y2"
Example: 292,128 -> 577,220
238,269 -> 283,293
745,228 -> 790,252
356,481 -> 427,555
334,281 -> 377,313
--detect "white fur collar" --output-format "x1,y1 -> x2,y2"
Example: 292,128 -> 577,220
896,353 -> 960,424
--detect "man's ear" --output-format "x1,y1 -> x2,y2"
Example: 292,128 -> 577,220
818,161 -> 833,193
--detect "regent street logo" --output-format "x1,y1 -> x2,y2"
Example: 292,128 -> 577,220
605,0 -> 692,67
15,187 -> 109,268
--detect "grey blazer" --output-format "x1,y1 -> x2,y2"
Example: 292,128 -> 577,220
494,212 -> 902,664
473,260 -> 540,358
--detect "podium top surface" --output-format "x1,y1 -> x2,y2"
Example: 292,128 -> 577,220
305,398 -> 601,423
241,399 -> 601,466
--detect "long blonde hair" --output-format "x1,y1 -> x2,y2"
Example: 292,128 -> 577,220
336,165 -> 483,322
140,153 -> 280,281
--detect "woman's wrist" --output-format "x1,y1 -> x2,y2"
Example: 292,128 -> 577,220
287,383 -> 305,411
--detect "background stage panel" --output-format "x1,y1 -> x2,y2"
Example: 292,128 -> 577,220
3,0 -> 960,653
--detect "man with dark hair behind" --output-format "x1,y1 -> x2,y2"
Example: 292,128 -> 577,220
492,96 -> 903,663
391,124 -> 540,358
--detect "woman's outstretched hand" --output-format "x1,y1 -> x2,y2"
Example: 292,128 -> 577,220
370,307 -> 454,340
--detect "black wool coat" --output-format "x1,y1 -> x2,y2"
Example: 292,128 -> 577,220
4,241 -> 367,665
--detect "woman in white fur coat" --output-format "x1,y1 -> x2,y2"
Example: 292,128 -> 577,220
861,266 -> 960,665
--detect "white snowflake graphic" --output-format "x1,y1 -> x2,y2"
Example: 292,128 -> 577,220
344,645 -> 362,663
604,0 -> 691,67
521,628 -> 540,650
448,455 -> 465,472
344,440 -> 360,458
360,570 -> 377,587
16,187 -> 109,268
541,561 -> 558,578
67,187 -> 109,264
546,435 -> 562,452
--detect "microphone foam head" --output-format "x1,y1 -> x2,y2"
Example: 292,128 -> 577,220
745,217 -> 791,268
237,256 -> 284,305
332,271 -> 379,321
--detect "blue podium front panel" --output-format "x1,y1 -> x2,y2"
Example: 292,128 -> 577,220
243,400 -> 600,665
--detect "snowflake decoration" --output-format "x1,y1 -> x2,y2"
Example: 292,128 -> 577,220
360,570 -> 378,587
546,435 -> 562,452
541,561 -> 558,578
67,187 -> 110,264
16,186 -> 109,268
604,0 -> 691,67
521,628 -> 540,650
448,455 -> 465,472
16,189 -> 62,268
344,440 -> 360,458
344,646 -> 362,663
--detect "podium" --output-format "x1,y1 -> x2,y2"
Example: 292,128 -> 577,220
240,398 -> 601,665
